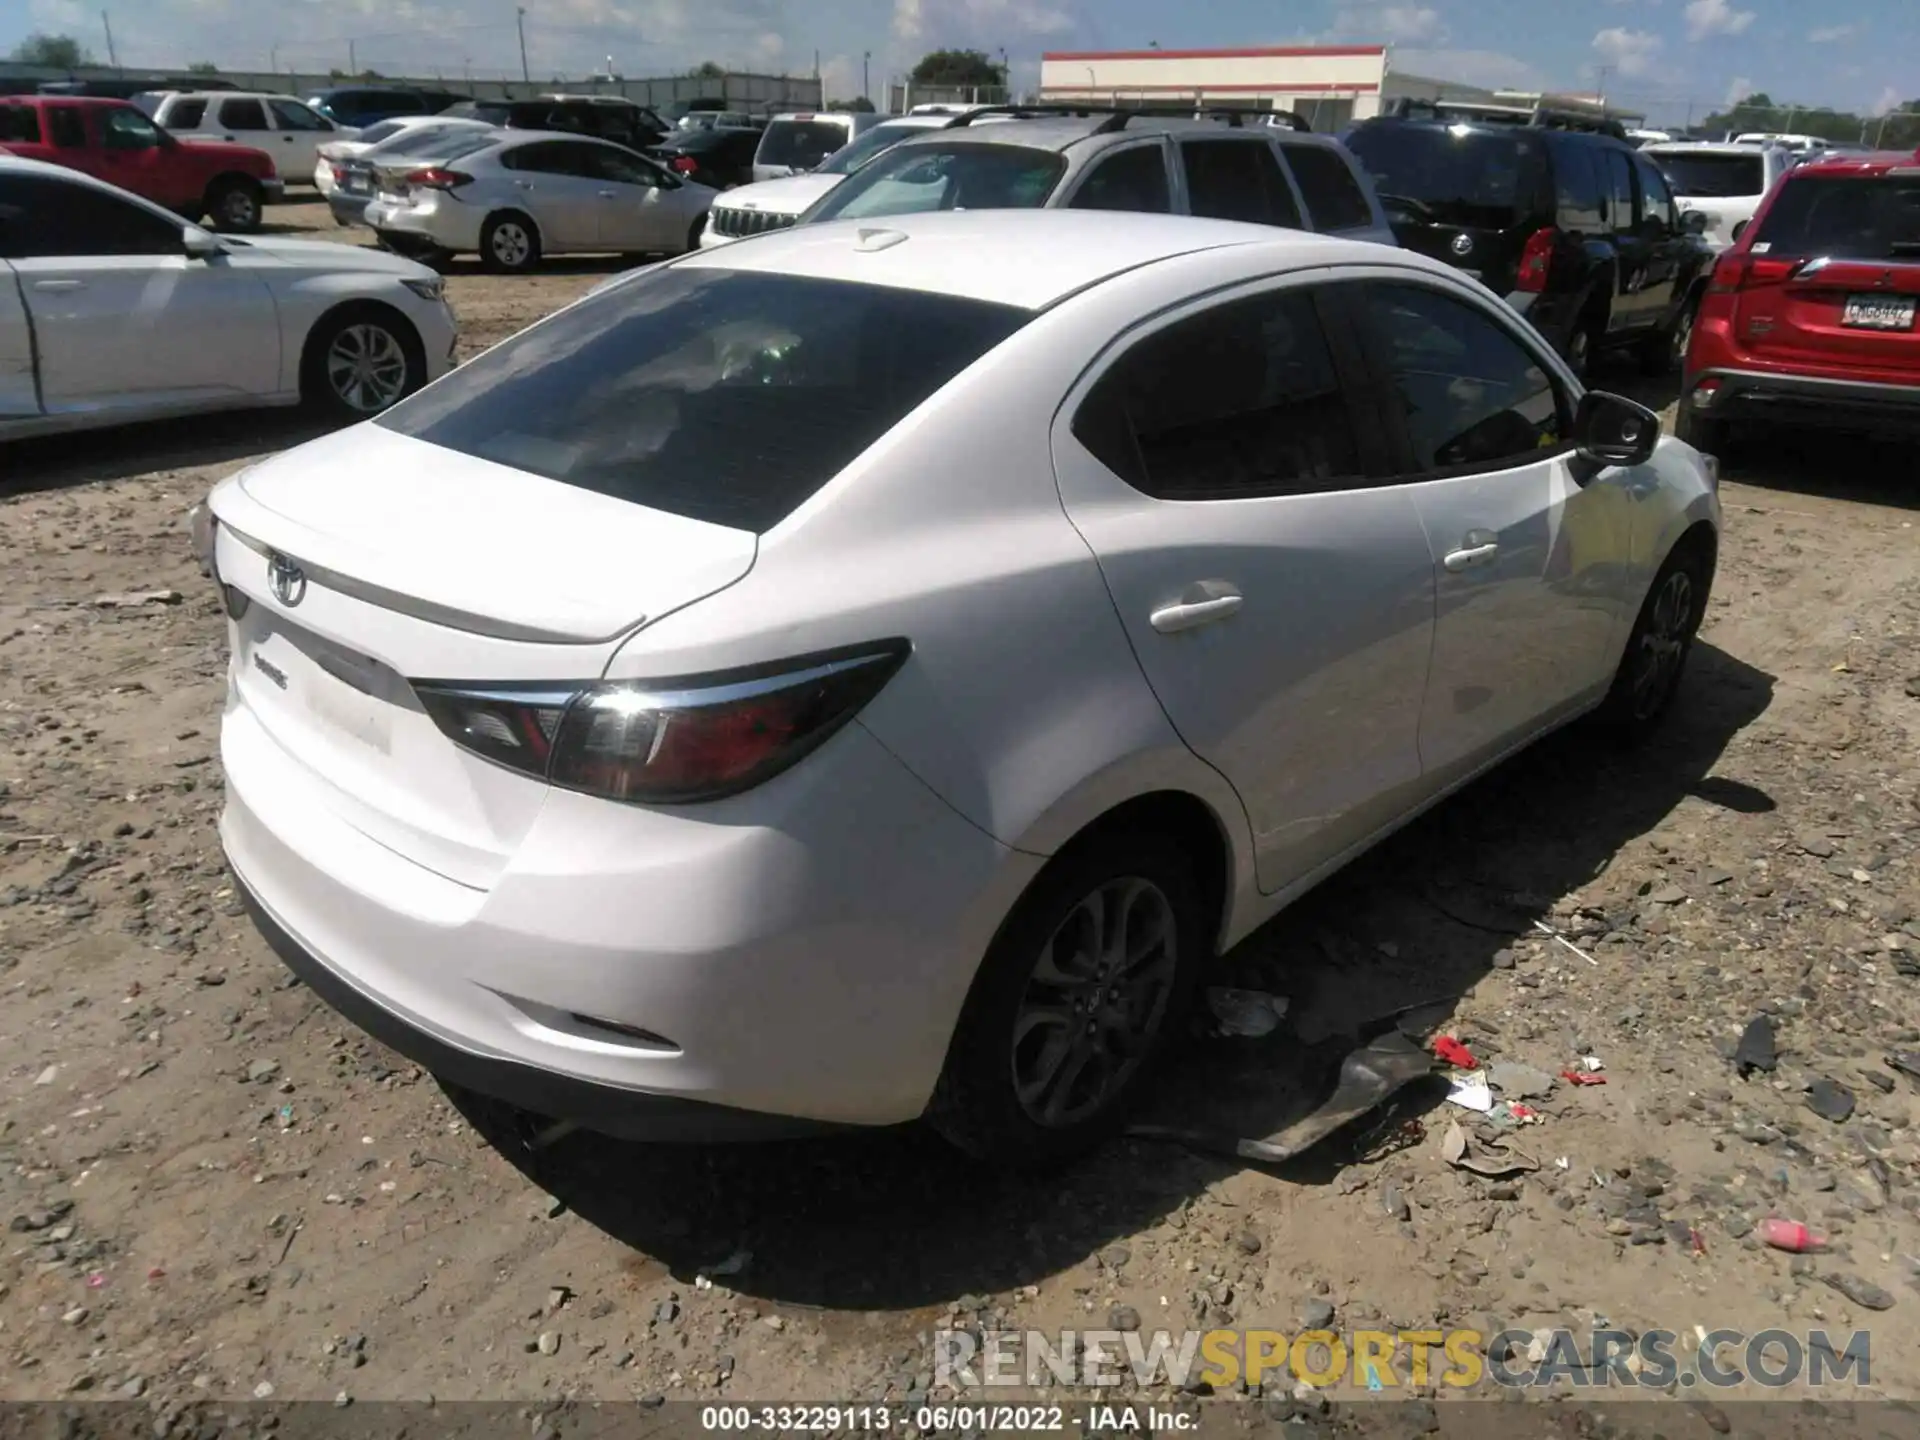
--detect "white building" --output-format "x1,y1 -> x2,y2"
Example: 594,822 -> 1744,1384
1036,43 -> 1510,131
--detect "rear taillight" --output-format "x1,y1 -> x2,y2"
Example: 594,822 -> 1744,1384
1708,254 -> 1797,292
414,643 -> 908,804
1516,226 -> 1557,294
405,167 -> 472,191
670,155 -> 698,175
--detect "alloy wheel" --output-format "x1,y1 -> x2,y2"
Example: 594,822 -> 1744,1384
1671,307 -> 1694,369
1010,877 -> 1180,1129
492,223 -> 531,268
325,324 -> 409,414
1629,569 -> 1695,721
222,189 -> 260,230
1567,326 -> 1591,378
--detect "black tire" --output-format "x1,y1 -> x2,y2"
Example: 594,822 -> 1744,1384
1675,400 -> 1727,456
927,830 -> 1208,1169
686,216 -> 705,253
205,177 -> 264,234
479,212 -> 541,274
1640,296 -> 1695,377
1563,307 -> 1604,380
1593,539 -> 1711,744
300,303 -> 426,422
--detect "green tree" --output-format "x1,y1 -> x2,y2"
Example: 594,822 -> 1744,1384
909,48 -> 1004,89
8,32 -> 92,68
188,61 -> 220,75
689,60 -> 726,79
827,95 -> 876,112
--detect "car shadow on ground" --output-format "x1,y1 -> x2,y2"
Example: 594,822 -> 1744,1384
435,254 -> 643,278
1717,427 -> 1920,513
457,639 -> 1776,1314
0,409 -> 338,499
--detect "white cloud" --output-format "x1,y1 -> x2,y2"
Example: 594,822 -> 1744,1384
817,52 -> 860,103
1591,27 -> 1662,77
1806,24 -> 1855,43
891,0 -> 925,45
1684,0 -> 1754,41
893,0 -> 1073,46
1870,85 -> 1902,117
1334,3 -> 1447,44
1723,75 -> 1754,106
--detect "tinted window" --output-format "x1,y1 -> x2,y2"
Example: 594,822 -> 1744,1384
46,107 -> 86,148
816,121 -> 927,176
1360,284 -> 1566,474
269,99 -> 329,131
1634,156 -> 1676,231
1750,175 -> 1920,261
1345,124 -> 1547,228
0,107 -> 39,144
1282,143 -> 1373,230
757,118 -> 851,169
218,98 -> 269,130
579,144 -> 664,186
1181,139 -> 1303,229
1649,151 -> 1766,198
1074,288 -> 1365,500
1603,150 -> 1637,233
1068,144 -> 1171,214
355,119 -> 408,146
502,140 -> 595,176
808,143 -> 1065,223
376,269 -> 1030,533
100,107 -> 162,150
1549,139 -> 1606,231
163,99 -> 208,129
0,174 -> 182,259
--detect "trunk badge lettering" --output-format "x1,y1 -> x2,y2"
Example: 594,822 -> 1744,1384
1450,233 -> 1474,257
253,654 -> 289,690
268,553 -> 308,607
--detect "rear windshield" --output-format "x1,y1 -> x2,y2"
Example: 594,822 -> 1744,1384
374,269 -> 1031,533
1651,151 -> 1766,199
354,119 -> 409,146
1344,124 -> 1548,227
0,106 -> 39,144
368,128 -> 495,163
806,143 -> 1066,224
1751,175 -> 1920,260
816,122 -> 929,176
757,118 -> 851,169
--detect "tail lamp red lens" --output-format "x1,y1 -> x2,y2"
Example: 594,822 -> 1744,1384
1516,227 -> 1557,294
405,167 -> 473,190
1708,254 -> 1798,292
670,155 -> 698,174
413,643 -> 909,804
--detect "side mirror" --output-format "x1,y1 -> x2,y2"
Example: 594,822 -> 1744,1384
182,225 -> 224,259
1682,209 -> 1710,235
1573,390 -> 1660,468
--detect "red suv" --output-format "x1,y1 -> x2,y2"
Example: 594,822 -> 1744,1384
1680,148 -> 1920,451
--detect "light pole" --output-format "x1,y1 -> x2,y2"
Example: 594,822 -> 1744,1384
862,50 -> 871,103
997,46 -> 1008,101
517,6 -> 530,85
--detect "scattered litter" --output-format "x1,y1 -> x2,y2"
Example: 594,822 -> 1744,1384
1129,1030 -> 1432,1163
1488,1062 -> 1557,1099
1439,1119 -> 1540,1177
146,1268 -> 165,1282
1688,1229 -> 1708,1256
1447,1072 -> 1495,1113
1561,1069 -> 1608,1087
1735,1015 -> 1779,1077
1206,988 -> 1290,1038
1532,920 -> 1597,966
33,1066 -> 57,1087
85,1273 -> 106,1289
1432,1036 -> 1478,1069
90,590 -> 184,609
278,1105 -> 294,1126
1578,1055 -> 1605,1073
1758,1218 -> 1826,1254
1555,1156 -> 1571,1170
1507,1103 -> 1542,1125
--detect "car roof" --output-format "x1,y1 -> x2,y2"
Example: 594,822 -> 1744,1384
158,90 -> 303,103
876,113 -> 1345,159
1785,148 -> 1920,178
671,209 -> 1444,310
1643,141 -> 1782,155
3,95 -> 132,108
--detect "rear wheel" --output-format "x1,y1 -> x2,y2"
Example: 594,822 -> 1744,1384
480,212 -> 540,274
1594,541 -> 1711,743
1640,297 -> 1694,376
1563,309 -> 1603,380
205,177 -> 264,234
686,216 -> 706,253
1675,400 -> 1727,455
301,304 -> 425,421
928,831 -> 1207,1169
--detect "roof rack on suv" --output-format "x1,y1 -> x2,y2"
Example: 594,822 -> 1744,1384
948,102 -> 1311,134
1381,95 -> 1629,140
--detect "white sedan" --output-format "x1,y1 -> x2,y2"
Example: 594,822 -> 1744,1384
361,129 -> 714,272
314,114 -> 497,197
204,211 -> 1719,1166
1,156 -> 457,440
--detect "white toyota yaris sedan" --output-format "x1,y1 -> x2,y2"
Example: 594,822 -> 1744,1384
204,210 -> 1721,1167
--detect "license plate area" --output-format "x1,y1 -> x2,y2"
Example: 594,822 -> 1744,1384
241,617 -> 398,756
1842,294 -> 1916,331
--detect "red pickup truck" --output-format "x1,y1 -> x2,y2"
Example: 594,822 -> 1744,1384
0,96 -> 282,232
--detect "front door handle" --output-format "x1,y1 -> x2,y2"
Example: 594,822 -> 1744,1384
1150,590 -> 1243,634
1443,536 -> 1501,572
597,189 -> 617,198
32,279 -> 84,293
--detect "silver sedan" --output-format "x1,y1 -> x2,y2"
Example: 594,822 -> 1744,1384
362,130 -> 715,273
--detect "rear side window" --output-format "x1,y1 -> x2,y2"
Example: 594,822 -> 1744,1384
757,119 -> 850,170
269,99 -> 329,131
1068,144 -> 1171,214
0,173 -> 183,259
502,140 -> 593,176
0,107 -> 39,144
1181,139 -> 1303,229
1634,156 -> 1677,231
218,98 -> 268,130
1751,175 -> 1920,261
1603,150 -> 1638,233
1650,151 -> 1766,199
1357,283 -> 1566,474
1281,143 -> 1373,230
46,107 -> 87,148
1345,124 -> 1545,228
163,99 -> 207,129
1549,139 -> 1606,231
1073,287 -> 1366,500
375,269 -> 1031,533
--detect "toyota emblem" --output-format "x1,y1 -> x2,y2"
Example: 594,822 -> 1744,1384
1450,233 -> 1474,257
268,553 -> 307,608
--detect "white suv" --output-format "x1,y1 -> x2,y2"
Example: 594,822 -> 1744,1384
702,114 -> 957,247
1644,141 -> 1796,250
152,91 -> 354,184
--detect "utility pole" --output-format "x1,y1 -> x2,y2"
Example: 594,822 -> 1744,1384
862,50 -> 870,102
101,11 -> 119,69
517,7 -> 531,85
1594,64 -> 1614,104
348,38 -> 357,75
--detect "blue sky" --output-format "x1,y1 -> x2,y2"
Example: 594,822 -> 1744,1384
3,0 -> 1913,123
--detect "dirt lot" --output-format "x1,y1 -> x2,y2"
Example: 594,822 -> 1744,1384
3,198 -> 1920,1423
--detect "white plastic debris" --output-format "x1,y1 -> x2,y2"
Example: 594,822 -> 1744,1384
1446,1072 -> 1495,1113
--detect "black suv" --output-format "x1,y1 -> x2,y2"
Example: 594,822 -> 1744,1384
1343,107 -> 1713,376
441,95 -> 667,149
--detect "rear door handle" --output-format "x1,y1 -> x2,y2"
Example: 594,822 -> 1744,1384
1150,591 -> 1243,634
597,189 -> 617,198
1443,534 -> 1501,572
32,279 -> 83,293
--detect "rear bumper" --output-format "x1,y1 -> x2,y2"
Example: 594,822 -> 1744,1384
1687,366 -> 1920,433
328,193 -> 372,225
261,178 -> 285,200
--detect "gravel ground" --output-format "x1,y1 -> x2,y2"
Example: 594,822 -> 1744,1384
3,199 -> 1920,1422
